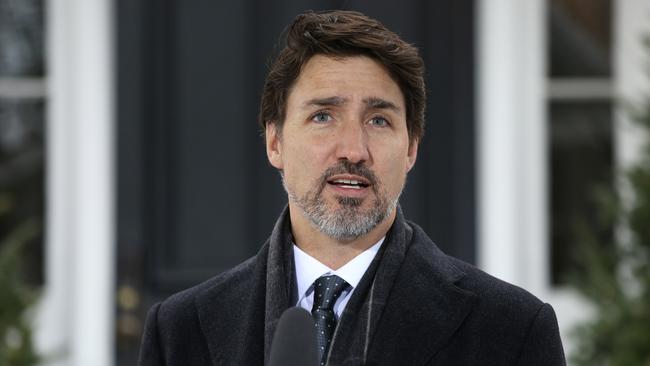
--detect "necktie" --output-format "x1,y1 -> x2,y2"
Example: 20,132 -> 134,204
311,275 -> 350,366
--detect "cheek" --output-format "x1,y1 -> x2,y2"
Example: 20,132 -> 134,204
387,160 -> 409,187
285,142 -> 315,169
281,139 -> 328,183
375,150 -> 411,189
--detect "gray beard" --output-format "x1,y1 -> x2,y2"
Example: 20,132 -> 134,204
283,166 -> 402,241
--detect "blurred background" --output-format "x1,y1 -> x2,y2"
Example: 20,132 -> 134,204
1,0 -> 649,365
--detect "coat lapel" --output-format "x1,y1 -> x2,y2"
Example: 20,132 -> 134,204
194,246 -> 268,366
263,206 -> 295,362
366,223 -> 478,365
194,206 -> 294,366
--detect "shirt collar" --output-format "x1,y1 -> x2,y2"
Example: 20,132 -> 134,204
293,237 -> 385,299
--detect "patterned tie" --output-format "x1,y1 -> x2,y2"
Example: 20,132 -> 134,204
311,275 -> 350,366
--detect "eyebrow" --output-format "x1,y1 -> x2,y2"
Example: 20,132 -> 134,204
302,96 -> 401,112
363,97 -> 401,113
303,96 -> 346,108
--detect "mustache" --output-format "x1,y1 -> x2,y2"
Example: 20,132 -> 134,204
317,160 -> 379,192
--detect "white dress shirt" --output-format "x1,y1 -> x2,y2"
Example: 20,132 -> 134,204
293,237 -> 384,318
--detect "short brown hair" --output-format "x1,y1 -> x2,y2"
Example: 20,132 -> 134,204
259,10 -> 426,144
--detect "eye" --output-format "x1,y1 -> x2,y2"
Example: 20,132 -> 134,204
311,112 -> 333,124
369,116 -> 390,127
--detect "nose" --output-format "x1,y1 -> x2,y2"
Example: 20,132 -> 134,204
335,120 -> 370,164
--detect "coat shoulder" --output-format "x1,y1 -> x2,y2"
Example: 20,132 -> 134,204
156,252 -> 261,323
444,256 -> 565,364
408,221 -> 545,316
138,249 -> 265,366
406,222 -> 565,364
449,256 -> 544,314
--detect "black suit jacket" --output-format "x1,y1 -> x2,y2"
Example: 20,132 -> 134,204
138,209 -> 565,365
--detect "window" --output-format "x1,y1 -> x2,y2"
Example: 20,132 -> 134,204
547,0 -> 614,285
0,0 -> 45,285
478,0 -> 649,354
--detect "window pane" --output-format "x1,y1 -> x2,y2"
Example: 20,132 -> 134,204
0,0 -> 45,77
549,101 -> 613,285
549,0 -> 611,77
0,98 -> 45,285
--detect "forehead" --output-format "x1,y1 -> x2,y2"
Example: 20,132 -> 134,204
288,54 -> 405,111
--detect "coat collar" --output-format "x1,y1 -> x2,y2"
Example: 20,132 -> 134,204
365,220 -> 478,365
194,206 -> 477,366
326,207 -> 477,366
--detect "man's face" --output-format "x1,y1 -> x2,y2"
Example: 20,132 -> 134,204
266,54 -> 418,241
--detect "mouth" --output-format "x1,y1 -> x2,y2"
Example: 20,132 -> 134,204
326,175 -> 371,190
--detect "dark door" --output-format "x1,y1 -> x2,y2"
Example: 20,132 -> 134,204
116,1 -> 475,363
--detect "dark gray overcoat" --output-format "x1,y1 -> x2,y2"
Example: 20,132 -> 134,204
138,207 -> 565,365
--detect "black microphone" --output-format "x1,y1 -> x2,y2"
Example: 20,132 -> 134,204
268,307 -> 319,366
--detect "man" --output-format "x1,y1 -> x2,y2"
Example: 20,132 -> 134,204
138,10 -> 565,366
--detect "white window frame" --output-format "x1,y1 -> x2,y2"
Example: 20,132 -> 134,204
0,78 -> 46,98
477,0 -> 650,358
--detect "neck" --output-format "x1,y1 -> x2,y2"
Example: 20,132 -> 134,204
288,203 -> 396,270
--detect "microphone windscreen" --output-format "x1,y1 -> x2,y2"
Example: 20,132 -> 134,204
268,307 -> 319,366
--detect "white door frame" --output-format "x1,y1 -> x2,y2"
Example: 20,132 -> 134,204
37,1 -> 115,365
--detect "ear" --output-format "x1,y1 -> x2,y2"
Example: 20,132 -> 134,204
266,122 -> 284,169
406,138 -> 418,172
